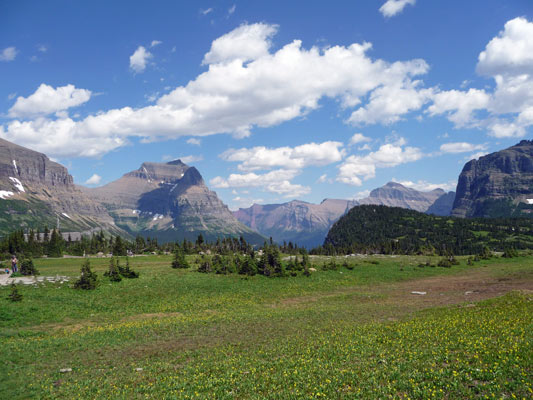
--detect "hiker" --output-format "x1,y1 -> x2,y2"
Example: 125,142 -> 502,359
11,255 -> 18,273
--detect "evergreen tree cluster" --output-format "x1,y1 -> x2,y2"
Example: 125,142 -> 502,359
193,244 -> 313,278
318,205 -> 533,256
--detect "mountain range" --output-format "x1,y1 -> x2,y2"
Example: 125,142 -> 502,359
0,137 -> 531,247
233,182 -> 456,247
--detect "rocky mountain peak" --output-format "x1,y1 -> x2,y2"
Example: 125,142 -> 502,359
451,140 -> 533,218
359,182 -> 448,213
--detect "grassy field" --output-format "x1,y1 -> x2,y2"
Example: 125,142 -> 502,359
0,254 -> 531,399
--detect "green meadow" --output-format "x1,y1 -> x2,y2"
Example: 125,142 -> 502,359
1,254 -> 531,399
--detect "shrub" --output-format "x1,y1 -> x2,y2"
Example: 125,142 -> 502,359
20,259 -> 39,276
437,258 -> 452,268
7,283 -> 22,302
197,255 -> 212,273
501,248 -> 518,258
74,258 -> 98,290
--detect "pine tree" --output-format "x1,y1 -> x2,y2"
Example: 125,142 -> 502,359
118,257 -> 139,278
47,229 -> 63,258
171,246 -> 190,269
7,283 -> 22,302
20,258 -> 39,276
74,258 -> 98,290
104,257 -> 122,282
113,235 -> 127,256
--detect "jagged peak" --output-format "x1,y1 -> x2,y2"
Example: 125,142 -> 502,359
166,159 -> 188,166
180,166 -> 204,186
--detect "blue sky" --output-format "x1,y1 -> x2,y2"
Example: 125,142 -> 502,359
1,0 -> 532,209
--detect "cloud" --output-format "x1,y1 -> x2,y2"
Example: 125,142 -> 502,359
391,178 -> 456,192
186,138 -> 202,146
349,133 -> 372,145
84,174 -> 102,185
428,17 -> 533,138
337,139 -> 422,186
179,155 -> 203,164
2,23 -> 431,158
210,169 -> 310,198
150,40 -> 162,48
0,47 -> 18,62
465,151 -> 489,161
200,7 -> 213,15
202,23 -> 278,65
129,46 -> 152,73
37,45 -> 47,53
228,4 -> 236,15
427,88 -> 490,127
221,141 -> 345,171
477,17 -> 533,77
230,196 -> 264,210
439,142 -> 487,154
352,190 -> 370,200
348,81 -> 433,125
379,0 -> 416,18
8,84 -> 91,118
317,174 -> 327,183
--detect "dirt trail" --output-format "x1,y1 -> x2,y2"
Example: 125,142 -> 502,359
277,264 -> 533,310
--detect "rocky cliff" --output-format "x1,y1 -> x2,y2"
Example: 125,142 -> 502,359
451,140 -> 533,218
85,160 -> 265,244
0,138 -> 120,235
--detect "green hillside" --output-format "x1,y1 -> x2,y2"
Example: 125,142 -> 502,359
322,205 -> 533,255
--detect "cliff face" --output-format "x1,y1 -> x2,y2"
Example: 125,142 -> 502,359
85,160 -> 264,244
233,199 -> 358,247
358,182 -> 445,212
0,138 -> 119,235
451,140 -> 533,218
426,191 -> 456,216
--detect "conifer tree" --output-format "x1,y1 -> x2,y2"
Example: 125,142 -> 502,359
171,246 -> 190,269
74,258 -> 98,290
7,283 -> 22,302
104,257 -> 122,282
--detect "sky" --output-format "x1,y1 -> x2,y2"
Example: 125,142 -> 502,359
1,0 -> 532,210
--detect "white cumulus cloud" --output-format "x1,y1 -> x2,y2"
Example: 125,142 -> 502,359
0,46 -> 18,61
1,23 -> 431,158
337,140 -> 423,186
84,174 -> 101,185
129,46 -> 152,73
349,133 -> 372,145
221,141 -> 345,171
439,142 -> 487,154
379,0 -> 416,18
8,84 -> 92,118
210,169 -> 310,198
427,17 -> 533,138
391,178 -> 456,192
202,23 -> 278,65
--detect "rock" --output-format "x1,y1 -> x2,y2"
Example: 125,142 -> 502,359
452,140 -> 533,218
59,368 -> 72,373
411,291 -> 427,295
135,368 -> 143,372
